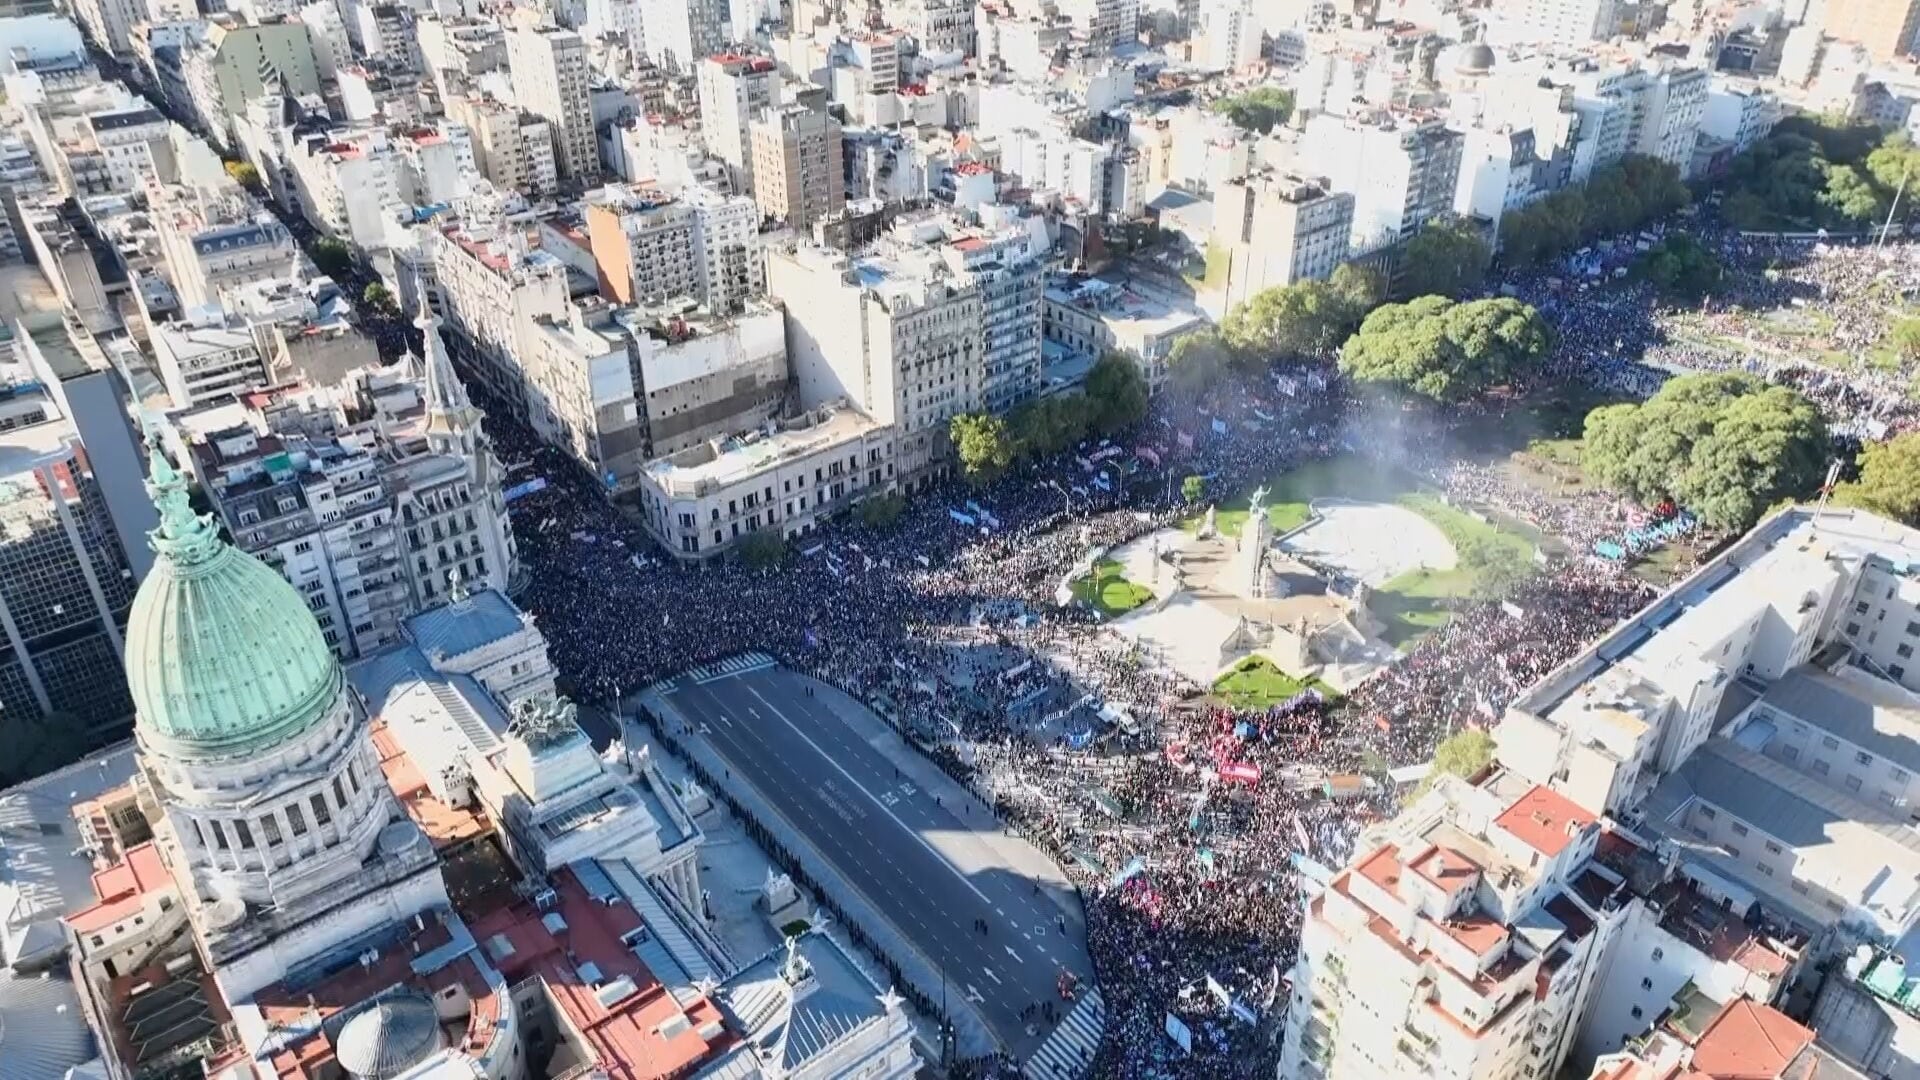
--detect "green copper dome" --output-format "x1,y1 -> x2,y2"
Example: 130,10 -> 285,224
125,440 -> 343,758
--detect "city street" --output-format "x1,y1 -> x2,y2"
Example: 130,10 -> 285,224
650,661 -> 1094,1054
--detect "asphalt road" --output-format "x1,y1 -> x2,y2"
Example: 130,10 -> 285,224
658,664 -> 1093,1051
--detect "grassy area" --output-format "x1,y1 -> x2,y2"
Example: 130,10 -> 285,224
1375,494 -> 1536,647
1184,454 -> 1540,647
1183,456 -> 1394,538
1071,558 -> 1154,617
780,919 -> 811,937
1525,437 -> 1585,471
1211,655 -> 1338,710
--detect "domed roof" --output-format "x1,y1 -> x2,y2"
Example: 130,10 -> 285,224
335,993 -> 444,1080
1456,42 -> 1495,74
126,441 -> 343,759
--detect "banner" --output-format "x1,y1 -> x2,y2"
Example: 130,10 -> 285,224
1164,1014 -> 1192,1054
1220,762 -> 1261,784
502,477 -> 548,502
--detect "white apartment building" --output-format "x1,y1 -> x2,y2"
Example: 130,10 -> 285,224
71,0 -> 139,54
1453,126 -> 1539,235
998,126 -> 1112,213
150,312 -> 270,408
1492,0 -> 1617,46
1279,773 -> 1622,1080
1300,109 -> 1464,254
288,129 -> 405,250
1210,171 -> 1355,314
769,242 -> 983,484
446,94 -> 559,197
1043,275 -> 1206,393
696,52 -> 779,193
430,220 -> 573,411
640,0 -> 734,72
883,0 -> 975,56
1054,0 -> 1137,49
506,24 -> 598,185
1195,0 -> 1261,71
683,181 -> 765,314
1702,79 -> 1783,156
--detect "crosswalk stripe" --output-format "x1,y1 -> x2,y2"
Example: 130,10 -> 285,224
1022,988 -> 1105,1080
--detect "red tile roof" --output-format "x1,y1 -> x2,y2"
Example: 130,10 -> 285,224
1495,785 -> 1596,859
1686,999 -> 1812,1079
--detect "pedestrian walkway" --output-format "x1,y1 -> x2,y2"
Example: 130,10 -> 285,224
683,652 -> 776,687
1022,986 -> 1105,1080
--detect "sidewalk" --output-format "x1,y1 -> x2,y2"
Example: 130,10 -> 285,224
634,689 -> 1002,1062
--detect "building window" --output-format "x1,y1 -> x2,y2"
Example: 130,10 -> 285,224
312,793 -> 332,826
1781,746 -> 1800,762
234,820 -> 254,848
260,815 -> 282,845
1857,751 -> 1875,766
1765,840 -> 1783,855
1894,665 -> 1908,681
1847,622 -> 1862,636
1731,823 -> 1749,837
288,804 -> 308,835
1847,776 -> 1864,793
1813,760 -> 1831,776
1630,1006 -> 1643,1020
1822,736 -> 1841,750
1699,806 -> 1717,820
1651,948 -> 1663,962
1640,978 -> 1652,990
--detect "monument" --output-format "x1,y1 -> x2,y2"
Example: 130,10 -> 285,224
1236,487 -> 1273,599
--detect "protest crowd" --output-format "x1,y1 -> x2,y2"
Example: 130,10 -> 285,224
470,232 -> 1918,1078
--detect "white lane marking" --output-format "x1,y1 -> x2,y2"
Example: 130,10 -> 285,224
982,968 -> 1003,985
742,684 -> 995,907
966,984 -> 985,1003
1004,945 -> 1023,964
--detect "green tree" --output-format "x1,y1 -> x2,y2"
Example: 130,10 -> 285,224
1865,135 -> 1920,223
735,529 -> 787,568
856,492 -> 907,530
1166,329 -> 1233,396
1210,86 -> 1294,134
1181,474 -> 1206,504
951,412 -> 1017,487
1458,534 -> 1533,599
1633,235 -> 1725,301
1820,161 -> 1887,224
224,159 -> 262,190
1338,296 -> 1551,402
1331,261 -> 1387,311
1406,727 -> 1496,802
1222,277 -> 1368,358
1084,353 -> 1149,436
1402,216 -> 1493,299
1833,432 -> 1920,526
1010,395 -> 1092,458
363,282 -> 398,314
1583,372 -> 1829,531
311,236 -> 353,278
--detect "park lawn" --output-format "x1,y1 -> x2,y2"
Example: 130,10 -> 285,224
1524,437 -> 1585,471
1071,558 -> 1154,617
1211,655 -> 1339,710
1183,455 -> 1392,537
1375,494 -> 1537,648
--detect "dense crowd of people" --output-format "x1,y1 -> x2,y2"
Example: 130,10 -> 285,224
469,232 -> 1918,1078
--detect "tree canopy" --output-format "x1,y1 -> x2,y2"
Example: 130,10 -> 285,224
1833,432 -> 1920,526
1084,353 -> 1150,436
951,412 -> 1016,487
363,282 -> 398,314
1221,263 -> 1382,359
1402,216 -> 1493,299
310,236 -> 353,278
1406,727 -> 1496,802
1633,235 -> 1725,301
1718,117 -> 1906,232
1166,329 -> 1235,397
1582,372 -> 1829,531
1210,86 -> 1294,134
855,492 -> 907,530
1337,296 -> 1551,402
1499,155 -> 1688,267
735,529 -> 787,568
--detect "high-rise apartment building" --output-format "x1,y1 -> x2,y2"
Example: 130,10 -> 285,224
749,104 -> 844,232
640,0 -> 735,72
506,24 -> 598,185
1301,109 -> 1463,254
584,184 -> 704,306
430,216 -> 573,410
683,181 -> 765,315
445,94 -> 559,197
883,0 -> 976,56
1210,171 -> 1355,313
770,234 -> 1041,484
696,52 -> 778,193
1826,0 -> 1920,62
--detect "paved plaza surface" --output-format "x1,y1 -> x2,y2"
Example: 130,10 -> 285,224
647,661 -> 1095,1057
1279,497 -> 1458,586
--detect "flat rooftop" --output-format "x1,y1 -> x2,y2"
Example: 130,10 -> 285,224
645,408 -> 884,492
